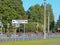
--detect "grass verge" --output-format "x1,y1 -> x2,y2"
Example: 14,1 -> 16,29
0,38 -> 60,45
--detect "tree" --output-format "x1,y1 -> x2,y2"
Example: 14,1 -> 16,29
0,0 -> 27,27
56,15 -> 60,28
25,22 -> 43,32
46,4 -> 54,31
27,4 -> 43,23
27,4 -> 54,32
41,4 -> 54,32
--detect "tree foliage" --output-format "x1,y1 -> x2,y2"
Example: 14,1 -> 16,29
55,15 -> 60,28
27,4 -> 43,24
0,0 -> 27,26
0,0 -> 54,32
27,4 -> 54,32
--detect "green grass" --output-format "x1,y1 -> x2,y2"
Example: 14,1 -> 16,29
0,38 -> 60,45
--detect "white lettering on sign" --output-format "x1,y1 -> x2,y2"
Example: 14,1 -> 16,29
12,20 -> 28,24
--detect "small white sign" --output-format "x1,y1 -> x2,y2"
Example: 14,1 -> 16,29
36,22 -> 39,28
15,23 -> 20,27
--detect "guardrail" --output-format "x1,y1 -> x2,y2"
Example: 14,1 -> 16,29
0,33 -> 60,42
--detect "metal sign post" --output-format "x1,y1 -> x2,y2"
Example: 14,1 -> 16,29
13,23 -> 16,35
24,24 -> 25,34
7,23 -> 10,32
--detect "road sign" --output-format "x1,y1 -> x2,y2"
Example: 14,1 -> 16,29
12,20 -> 28,24
15,23 -> 20,27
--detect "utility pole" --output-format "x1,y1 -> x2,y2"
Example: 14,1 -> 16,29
48,12 -> 50,33
44,0 -> 46,39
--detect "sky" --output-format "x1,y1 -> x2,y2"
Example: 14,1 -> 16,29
22,0 -> 60,22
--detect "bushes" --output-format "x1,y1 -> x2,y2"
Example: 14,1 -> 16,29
25,22 -> 43,32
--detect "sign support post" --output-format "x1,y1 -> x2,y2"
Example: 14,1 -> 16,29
24,24 -> 25,34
